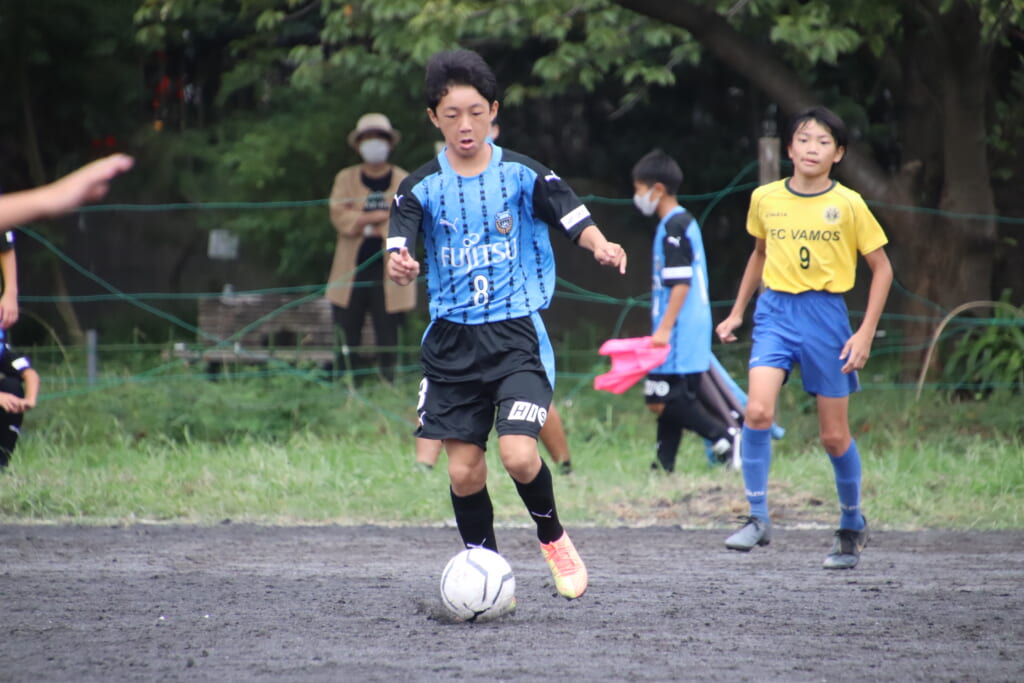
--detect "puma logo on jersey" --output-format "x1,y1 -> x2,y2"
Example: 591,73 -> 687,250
666,236 -> 681,247
544,171 -> 561,182
440,218 -> 458,231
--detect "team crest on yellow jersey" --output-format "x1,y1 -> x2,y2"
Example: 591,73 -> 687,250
495,210 -> 514,234
823,206 -> 840,224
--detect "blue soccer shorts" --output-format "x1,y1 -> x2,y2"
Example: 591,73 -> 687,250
749,289 -> 860,398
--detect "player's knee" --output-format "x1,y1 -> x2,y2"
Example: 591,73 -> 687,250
819,429 -> 851,457
448,459 -> 487,492
744,399 -> 775,429
497,439 -> 540,480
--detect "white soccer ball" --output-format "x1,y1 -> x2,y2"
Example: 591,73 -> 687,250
439,547 -> 516,622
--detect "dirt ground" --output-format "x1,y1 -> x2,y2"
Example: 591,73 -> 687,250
2,523 -> 1022,682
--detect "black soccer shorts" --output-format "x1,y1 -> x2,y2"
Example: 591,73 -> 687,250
416,316 -> 553,449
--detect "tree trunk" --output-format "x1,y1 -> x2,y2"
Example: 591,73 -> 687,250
933,1 -> 997,307
887,2 -> 999,378
14,10 -> 85,345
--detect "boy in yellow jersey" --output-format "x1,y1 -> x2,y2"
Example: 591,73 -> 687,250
716,107 -> 893,569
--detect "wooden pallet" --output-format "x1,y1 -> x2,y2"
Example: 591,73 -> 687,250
174,293 -> 337,366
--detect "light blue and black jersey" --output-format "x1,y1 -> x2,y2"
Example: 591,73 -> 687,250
387,145 -> 594,325
0,342 -> 31,378
651,207 -> 712,374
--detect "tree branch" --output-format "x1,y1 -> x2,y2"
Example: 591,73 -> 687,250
610,0 -> 892,199
284,1 -> 321,23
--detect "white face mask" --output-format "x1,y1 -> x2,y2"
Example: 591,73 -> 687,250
632,188 -> 659,216
358,139 -> 391,165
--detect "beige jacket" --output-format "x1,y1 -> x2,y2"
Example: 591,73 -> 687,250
327,164 -> 415,313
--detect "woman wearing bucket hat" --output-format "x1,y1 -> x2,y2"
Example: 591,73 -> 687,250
327,113 -> 415,383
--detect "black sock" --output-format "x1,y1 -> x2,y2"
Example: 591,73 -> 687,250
655,414 -> 683,472
514,460 -> 564,544
450,485 -> 497,552
0,412 -> 21,470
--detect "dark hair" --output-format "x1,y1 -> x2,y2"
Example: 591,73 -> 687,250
424,49 -> 498,110
631,149 -> 683,195
786,106 -> 848,150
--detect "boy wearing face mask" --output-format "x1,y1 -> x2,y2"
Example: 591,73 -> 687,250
328,113 -> 415,383
632,149 -> 737,472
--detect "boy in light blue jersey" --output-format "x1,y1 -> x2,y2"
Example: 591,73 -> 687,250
388,49 -> 626,600
632,150 -> 737,472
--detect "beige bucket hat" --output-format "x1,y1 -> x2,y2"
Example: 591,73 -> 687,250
347,113 -> 401,148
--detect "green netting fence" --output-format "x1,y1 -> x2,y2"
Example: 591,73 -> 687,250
10,162 -> 1023,427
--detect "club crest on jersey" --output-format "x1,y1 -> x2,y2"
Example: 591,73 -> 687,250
823,206 -> 840,224
494,210 -> 514,235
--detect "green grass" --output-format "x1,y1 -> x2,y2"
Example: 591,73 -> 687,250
1,364 -> 1021,529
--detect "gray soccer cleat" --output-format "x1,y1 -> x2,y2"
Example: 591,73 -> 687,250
725,515 -> 771,551
823,517 -> 870,569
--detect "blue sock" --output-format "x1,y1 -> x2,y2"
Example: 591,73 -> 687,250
830,440 -> 865,530
740,425 -> 772,520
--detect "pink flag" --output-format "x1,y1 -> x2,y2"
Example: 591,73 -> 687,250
593,336 -> 670,394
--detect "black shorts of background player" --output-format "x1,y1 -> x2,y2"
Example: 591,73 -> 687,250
644,373 -> 736,472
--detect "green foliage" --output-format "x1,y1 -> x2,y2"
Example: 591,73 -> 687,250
730,0 -> 899,61
0,0 -> 143,182
942,293 -> 1024,395
134,0 -> 699,111
35,367 -> 406,446
125,0 -> 1024,281
769,6 -> 864,65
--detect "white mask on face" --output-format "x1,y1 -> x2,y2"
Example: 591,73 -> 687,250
632,188 -> 659,216
358,139 -> 391,165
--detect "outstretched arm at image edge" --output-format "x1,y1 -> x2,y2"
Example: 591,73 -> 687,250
0,154 -> 134,229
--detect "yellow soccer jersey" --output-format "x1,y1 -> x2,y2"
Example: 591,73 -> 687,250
746,179 -> 888,294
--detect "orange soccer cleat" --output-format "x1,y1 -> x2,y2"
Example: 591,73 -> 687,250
540,532 -> 588,599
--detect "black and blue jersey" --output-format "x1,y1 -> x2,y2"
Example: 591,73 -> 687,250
387,145 -> 594,325
650,207 -> 712,374
0,343 -> 30,378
